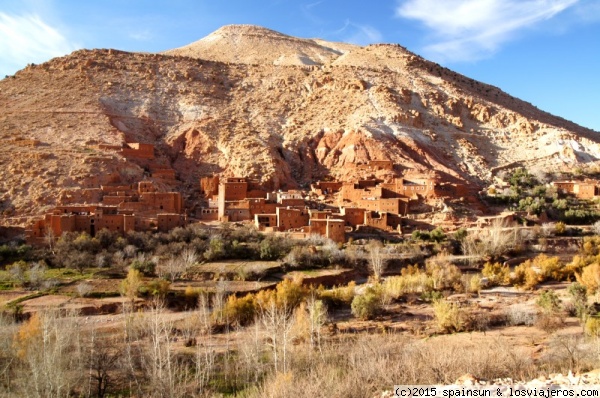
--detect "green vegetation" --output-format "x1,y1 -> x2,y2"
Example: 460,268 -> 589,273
487,168 -> 600,223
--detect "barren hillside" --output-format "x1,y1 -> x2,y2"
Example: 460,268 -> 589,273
1,25 -> 599,225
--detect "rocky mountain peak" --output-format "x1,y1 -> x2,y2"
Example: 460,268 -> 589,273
164,24 -> 356,66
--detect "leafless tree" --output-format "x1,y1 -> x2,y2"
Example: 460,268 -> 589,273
44,227 -> 56,255
367,240 -> 387,280
307,293 -> 327,353
193,294 -> 216,393
143,299 -> 188,397
15,308 -> 83,398
157,249 -> 197,283
462,219 -> 520,260
84,328 -> 121,398
259,299 -> 296,373
0,314 -> 18,394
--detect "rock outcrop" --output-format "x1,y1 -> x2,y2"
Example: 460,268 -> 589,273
1,25 -> 599,224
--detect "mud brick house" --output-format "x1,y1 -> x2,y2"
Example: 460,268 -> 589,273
552,180 -> 600,199
97,142 -> 155,160
276,207 -> 310,230
26,181 -> 186,244
355,160 -> 394,172
309,218 -> 346,243
311,181 -> 343,195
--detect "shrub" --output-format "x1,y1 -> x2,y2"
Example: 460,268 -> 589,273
204,235 -> 225,261
536,255 -> 564,281
432,299 -> 463,333
146,279 -> 170,297
425,254 -> 462,291
255,279 -> 308,311
221,293 -> 258,326
555,222 -> 566,235
505,305 -> 537,326
577,263 -> 600,295
383,273 -> 433,300
466,274 -> 482,294
512,260 -> 543,290
567,282 -> 588,320
453,228 -> 468,242
537,290 -> 561,315
584,317 -> 600,337
351,285 -> 383,320
129,258 -> 156,276
429,227 -> 446,243
482,262 -> 510,286
259,235 -> 290,260
319,281 -> 356,307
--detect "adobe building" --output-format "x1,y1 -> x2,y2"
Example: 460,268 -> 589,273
311,181 -> 343,195
309,218 -> 346,243
97,142 -> 155,160
277,207 -> 310,230
355,160 -> 394,172
26,181 -> 187,245
157,213 -> 187,232
552,180 -> 600,199
254,214 -> 278,231
217,177 -> 288,222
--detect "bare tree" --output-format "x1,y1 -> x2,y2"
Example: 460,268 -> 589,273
462,219 -> 520,260
593,220 -> 600,236
193,294 -> 216,393
259,299 -> 296,373
85,328 -> 121,398
44,227 -> 56,255
367,240 -> 387,280
0,313 -> 18,394
14,308 -> 83,397
307,293 -> 327,352
143,299 -> 188,397
157,249 -> 198,283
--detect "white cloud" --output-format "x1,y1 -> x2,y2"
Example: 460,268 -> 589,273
396,0 -> 579,62
335,20 -> 383,45
129,29 -> 153,41
0,13 -> 79,76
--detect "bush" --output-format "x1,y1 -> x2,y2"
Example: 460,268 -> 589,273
130,258 -> 156,276
536,255 -> 564,281
318,281 -> 356,307
220,293 -> 258,326
382,273 -> 433,300
432,299 -> 463,333
482,262 -> 510,286
351,285 -> 383,320
259,235 -> 290,260
567,282 -> 588,320
466,274 -> 482,294
505,305 -> 537,326
146,279 -> 170,297
584,317 -> 600,337
425,254 -> 462,291
255,279 -> 308,311
429,227 -> 446,243
511,255 -> 563,290
537,290 -> 561,315
577,263 -> 600,295
204,235 -> 225,261
411,230 -> 431,241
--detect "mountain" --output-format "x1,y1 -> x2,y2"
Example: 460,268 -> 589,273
1,25 -> 599,225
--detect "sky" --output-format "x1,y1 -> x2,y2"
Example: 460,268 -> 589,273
0,0 -> 599,131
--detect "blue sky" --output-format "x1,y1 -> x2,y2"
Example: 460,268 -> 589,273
1,0 -> 599,131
